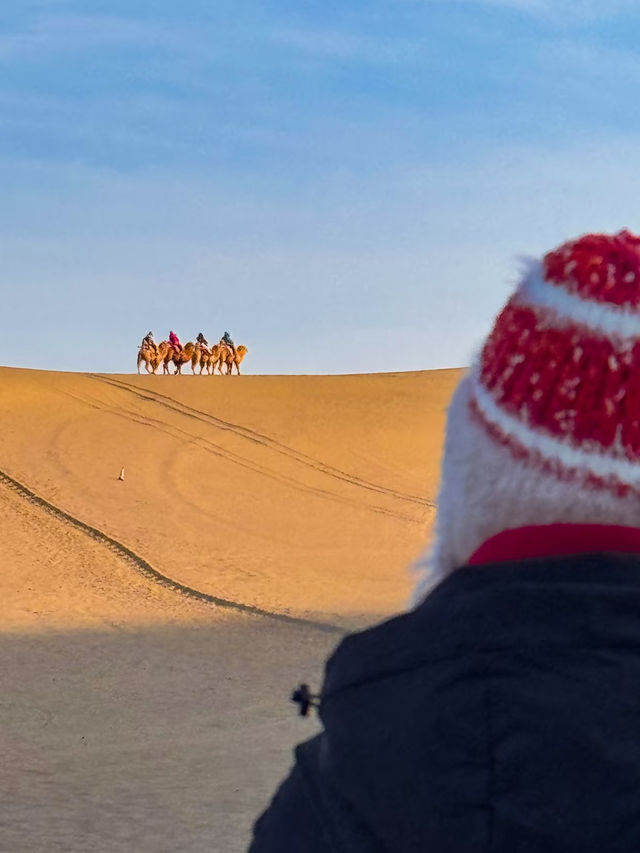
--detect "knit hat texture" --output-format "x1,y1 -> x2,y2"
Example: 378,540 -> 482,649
413,230 -> 640,603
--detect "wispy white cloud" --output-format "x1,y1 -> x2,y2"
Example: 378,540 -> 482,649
270,27 -> 425,65
0,13 -> 181,61
536,37 -> 640,81
436,0 -> 640,21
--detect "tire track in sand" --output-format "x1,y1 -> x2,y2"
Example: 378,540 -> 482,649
93,375 -> 435,509
0,468 -> 345,635
56,387 -> 418,523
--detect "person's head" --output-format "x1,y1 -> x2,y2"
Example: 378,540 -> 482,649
148,331 -> 153,337
414,230 -> 640,602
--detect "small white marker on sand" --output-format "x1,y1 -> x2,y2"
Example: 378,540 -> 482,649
118,467 -> 125,481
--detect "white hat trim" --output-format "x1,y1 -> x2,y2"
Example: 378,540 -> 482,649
518,261 -> 640,341
471,371 -> 640,488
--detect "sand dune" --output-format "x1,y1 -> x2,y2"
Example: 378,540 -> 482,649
0,365 -> 461,851
0,366 -> 461,630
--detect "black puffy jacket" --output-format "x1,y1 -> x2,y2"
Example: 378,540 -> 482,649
250,554 -> 640,852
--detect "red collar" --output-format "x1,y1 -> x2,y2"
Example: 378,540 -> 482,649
467,524 -> 640,566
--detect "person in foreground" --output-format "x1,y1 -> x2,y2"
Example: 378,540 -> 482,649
250,230 -> 640,852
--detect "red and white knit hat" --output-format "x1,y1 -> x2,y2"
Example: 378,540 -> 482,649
414,230 -> 640,602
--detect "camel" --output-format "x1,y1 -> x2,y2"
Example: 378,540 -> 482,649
205,343 -> 226,375
167,341 -> 196,375
191,343 -> 218,375
137,346 -> 155,374
143,340 -> 183,375
192,343 -> 230,376
136,339 -> 247,375
137,341 -> 169,374
219,344 -> 248,375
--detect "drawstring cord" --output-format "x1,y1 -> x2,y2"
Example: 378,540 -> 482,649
291,683 -> 320,717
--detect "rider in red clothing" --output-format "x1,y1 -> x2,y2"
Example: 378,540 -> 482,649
169,330 -> 182,352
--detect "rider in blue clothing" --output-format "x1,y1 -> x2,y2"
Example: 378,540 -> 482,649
221,331 -> 237,356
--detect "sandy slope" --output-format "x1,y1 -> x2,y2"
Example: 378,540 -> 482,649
0,366 -> 461,629
0,365 -> 461,852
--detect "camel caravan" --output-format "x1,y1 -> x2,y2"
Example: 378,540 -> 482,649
137,330 -> 248,376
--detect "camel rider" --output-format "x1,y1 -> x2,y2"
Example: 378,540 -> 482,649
196,332 -> 211,355
169,330 -> 183,352
141,331 -> 157,353
221,331 -> 237,357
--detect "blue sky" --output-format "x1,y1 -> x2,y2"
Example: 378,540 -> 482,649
3,0 -> 640,373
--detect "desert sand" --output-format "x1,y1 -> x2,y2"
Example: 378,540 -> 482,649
0,365 -> 461,851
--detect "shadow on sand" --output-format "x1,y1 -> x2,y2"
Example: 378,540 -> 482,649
0,615 -> 345,853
